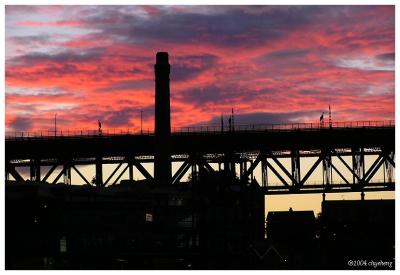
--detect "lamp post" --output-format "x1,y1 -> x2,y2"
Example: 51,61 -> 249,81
140,110 -> 143,135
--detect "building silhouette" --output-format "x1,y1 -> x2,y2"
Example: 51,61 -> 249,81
319,199 -> 395,269
266,210 -> 317,268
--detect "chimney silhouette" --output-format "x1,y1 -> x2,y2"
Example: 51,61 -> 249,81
154,52 -> 172,184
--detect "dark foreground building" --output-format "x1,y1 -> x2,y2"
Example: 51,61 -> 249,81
319,199 -> 395,269
262,199 -> 395,270
266,210 -> 317,269
5,171 -> 265,269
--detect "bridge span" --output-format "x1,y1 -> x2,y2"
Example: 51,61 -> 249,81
5,120 -> 395,195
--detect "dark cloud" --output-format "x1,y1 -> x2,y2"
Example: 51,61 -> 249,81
9,116 -> 33,131
102,106 -> 154,127
265,48 -> 311,59
206,110 -> 324,125
6,63 -> 82,81
375,52 -> 395,61
5,5 -> 62,14
8,35 -> 51,46
178,85 -> 269,106
76,6 -> 326,48
172,54 -> 218,81
96,79 -> 153,93
336,33 -> 394,46
298,89 -> 318,95
178,85 -> 227,104
254,48 -> 320,75
8,47 -> 105,66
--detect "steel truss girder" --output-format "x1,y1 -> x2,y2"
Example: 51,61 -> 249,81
242,151 -> 323,189
5,147 -> 394,194
130,158 -> 153,180
171,160 -> 191,185
240,147 -> 394,193
267,151 -> 297,184
5,163 -> 24,182
103,157 -> 154,186
7,150 -> 387,167
171,154 -> 215,184
361,154 -> 385,185
52,166 -> 66,185
104,162 -> 123,186
72,165 -> 91,185
42,165 -> 57,183
263,182 -> 395,195
335,153 -> 362,183
112,164 -> 130,186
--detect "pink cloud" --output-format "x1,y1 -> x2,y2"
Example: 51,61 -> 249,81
5,6 -> 395,132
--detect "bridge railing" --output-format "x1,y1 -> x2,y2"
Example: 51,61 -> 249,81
172,120 -> 395,134
5,120 -> 395,139
5,128 -> 153,140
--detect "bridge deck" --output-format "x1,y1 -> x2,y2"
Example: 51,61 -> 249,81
6,124 -> 395,160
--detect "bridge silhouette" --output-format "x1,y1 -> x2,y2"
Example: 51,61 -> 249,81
5,119 -> 395,194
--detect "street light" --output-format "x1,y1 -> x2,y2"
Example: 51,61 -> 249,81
55,113 -> 57,137
140,110 -> 143,135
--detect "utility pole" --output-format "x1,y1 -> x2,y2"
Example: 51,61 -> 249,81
55,113 -> 57,137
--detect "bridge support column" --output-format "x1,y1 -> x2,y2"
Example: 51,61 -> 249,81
95,156 -> 103,187
384,151 -> 394,183
352,148 -> 365,184
261,159 -> 268,187
63,164 -> 71,185
224,152 -> 236,176
191,163 -> 198,181
291,150 -> 300,185
30,159 -> 35,182
128,160 -> 134,181
249,160 -> 254,180
322,150 -> 332,188
30,159 -> 41,183
239,160 -> 248,180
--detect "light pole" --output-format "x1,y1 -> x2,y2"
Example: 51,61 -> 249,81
55,113 -> 57,137
140,110 -> 143,135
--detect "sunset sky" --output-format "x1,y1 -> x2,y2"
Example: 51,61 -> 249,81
5,5 -> 395,133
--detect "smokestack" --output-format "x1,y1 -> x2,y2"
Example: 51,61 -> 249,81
154,52 -> 172,184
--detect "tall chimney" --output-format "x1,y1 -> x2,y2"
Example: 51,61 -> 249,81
154,52 -> 172,184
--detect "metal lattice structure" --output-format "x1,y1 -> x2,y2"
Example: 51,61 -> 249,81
5,122 -> 395,195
